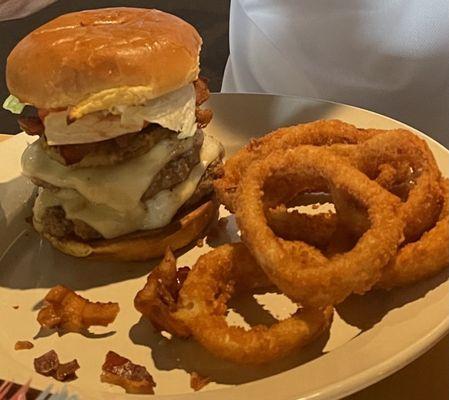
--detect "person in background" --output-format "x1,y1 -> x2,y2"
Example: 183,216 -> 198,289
222,0 -> 449,145
0,0 -> 56,21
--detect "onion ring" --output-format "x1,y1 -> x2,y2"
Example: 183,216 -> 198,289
377,178 -> 449,289
330,130 -> 442,242
235,146 -> 404,307
217,121 -> 441,244
214,119 -> 377,212
267,205 -> 337,248
175,243 -> 333,364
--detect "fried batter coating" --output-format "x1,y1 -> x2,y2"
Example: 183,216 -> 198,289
134,248 -> 191,337
175,244 -> 333,365
377,178 -> 449,289
268,206 -> 337,248
190,371 -> 210,391
235,147 -> 404,307
330,130 -> 441,242
216,120 -> 441,244
135,245 -> 332,365
37,285 -> 119,333
214,120 -> 376,212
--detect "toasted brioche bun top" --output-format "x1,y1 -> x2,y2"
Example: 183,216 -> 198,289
6,7 -> 202,110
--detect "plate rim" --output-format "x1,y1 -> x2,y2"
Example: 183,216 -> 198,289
0,92 -> 448,400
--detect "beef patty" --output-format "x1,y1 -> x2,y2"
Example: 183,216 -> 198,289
32,131 -> 205,198
36,158 -> 223,241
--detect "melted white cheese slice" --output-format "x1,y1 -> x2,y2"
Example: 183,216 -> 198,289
22,136 -> 195,212
143,135 -> 222,229
44,84 -> 197,145
32,136 -> 222,238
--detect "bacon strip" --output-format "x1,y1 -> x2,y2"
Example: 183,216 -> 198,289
194,77 -> 213,128
34,350 -> 79,381
196,108 -> 213,129
18,116 -> 44,136
101,351 -> 156,394
194,77 -> 210,106
33,350 -> 59,376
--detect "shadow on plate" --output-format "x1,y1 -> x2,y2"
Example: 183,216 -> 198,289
336,268 -> 449,331
33,325 -> 117,340
0,226 -> 159,290
129,290 -> 330,385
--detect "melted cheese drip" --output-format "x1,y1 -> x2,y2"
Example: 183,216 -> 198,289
32,136 -> 222,238
44,84 -> 197,145
22,136 -> 195,212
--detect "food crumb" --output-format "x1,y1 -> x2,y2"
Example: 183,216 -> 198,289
15,341 -> 34,350
12,305 -> 19,309
190,371 -> 210,391
34,350 -> 79,381
196,238 -> 204,248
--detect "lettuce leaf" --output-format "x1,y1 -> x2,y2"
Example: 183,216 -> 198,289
2,94 -> 26,114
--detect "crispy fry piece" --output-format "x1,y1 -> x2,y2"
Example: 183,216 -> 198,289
101,351 -> 156,394
37,285 -> 119,333
134,248 -> 191,337
14,341 -> 34,350
190,371 -> 210,391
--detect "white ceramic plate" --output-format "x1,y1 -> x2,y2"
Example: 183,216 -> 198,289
0,94 -> 448,400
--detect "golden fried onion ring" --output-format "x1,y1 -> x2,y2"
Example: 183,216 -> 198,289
263,179 -> 448,291
215,120 -> 377,212
377,178 -> 449,289
175,243 -> 333,364
216,120 -> 441,244
330,130 -> 442,242
236,147 -> 404,307
267,206 -> 337,248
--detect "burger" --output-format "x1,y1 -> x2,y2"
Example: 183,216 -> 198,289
3,8 -> 224,261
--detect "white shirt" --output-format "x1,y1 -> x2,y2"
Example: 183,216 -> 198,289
0,0 -> 57,21
222,0 -> 449,145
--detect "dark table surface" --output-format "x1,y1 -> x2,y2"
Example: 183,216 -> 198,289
0,0 -> 230,133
